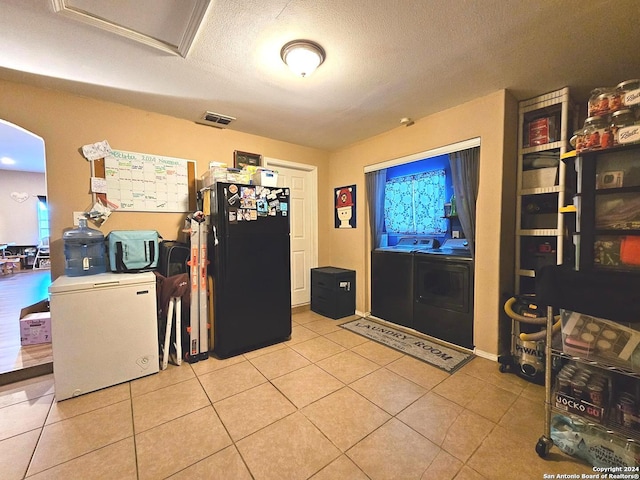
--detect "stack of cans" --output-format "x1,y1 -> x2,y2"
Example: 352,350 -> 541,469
556,363 -> 608,407
615,391 -> 638,430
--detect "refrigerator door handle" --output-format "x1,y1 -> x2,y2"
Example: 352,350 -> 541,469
222,187 -> 227,215
220,187 -> 228,237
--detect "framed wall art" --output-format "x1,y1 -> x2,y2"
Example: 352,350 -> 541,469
335,185 -> 356,228
234,150 -> 262,169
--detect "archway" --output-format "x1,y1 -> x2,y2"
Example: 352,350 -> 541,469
0,119 -> 51,383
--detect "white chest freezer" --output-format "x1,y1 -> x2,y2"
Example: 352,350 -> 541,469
49,272 -> 159,400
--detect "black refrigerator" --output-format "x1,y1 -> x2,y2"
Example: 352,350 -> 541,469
207,182 -> 292,358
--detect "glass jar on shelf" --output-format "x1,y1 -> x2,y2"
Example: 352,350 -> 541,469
581,116 -> 609,152
611,109 -> 639,146
588,88 -> 616,117
617,79 -> 640,113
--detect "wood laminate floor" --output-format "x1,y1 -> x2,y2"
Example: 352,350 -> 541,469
0,269 -> 52,385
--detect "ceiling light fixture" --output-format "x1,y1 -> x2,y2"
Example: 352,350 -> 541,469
280,40 -> 325,77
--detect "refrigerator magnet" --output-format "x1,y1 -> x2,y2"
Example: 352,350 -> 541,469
257,198 -> 268,216
228,209 -> 238,223
241,186 -> 256,198
241,198 -> 256,209
229,184 -> 238,194
240,186 -> 257,209
228,193 -> 240,206
280,202 -> 288,213
250,210 -> 258,221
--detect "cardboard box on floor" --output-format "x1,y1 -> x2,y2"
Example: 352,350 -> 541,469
0,258 -> 21,275
19,300 -> 52,346
7,255 -> 26,271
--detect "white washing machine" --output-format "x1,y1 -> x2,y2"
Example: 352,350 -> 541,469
49,271 -> 159,400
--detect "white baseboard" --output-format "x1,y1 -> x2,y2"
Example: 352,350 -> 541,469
473,349 -> 498,362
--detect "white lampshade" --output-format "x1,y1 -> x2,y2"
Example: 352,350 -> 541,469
280,40 -> 325,77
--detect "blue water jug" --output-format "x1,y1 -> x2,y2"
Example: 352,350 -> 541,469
63,218 -> 106,276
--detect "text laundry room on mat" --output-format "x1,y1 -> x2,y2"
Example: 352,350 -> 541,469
340,317 -> 474,374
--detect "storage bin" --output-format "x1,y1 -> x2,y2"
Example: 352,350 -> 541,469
561,309 -> 640,372
201,166 -> 228,188
251,170 -> 278,187
522,167 -> 558,189
226,171 -> 250,184
311,267 -> 356,319
526,116 -> 558,147
521,213 -> 557,230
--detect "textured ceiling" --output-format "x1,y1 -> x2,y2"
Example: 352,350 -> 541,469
1,0 -> 640,174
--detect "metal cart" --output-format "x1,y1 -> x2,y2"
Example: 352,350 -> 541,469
534,265 -> 640,458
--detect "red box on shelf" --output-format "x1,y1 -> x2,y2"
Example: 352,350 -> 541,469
526,117 -> 557,147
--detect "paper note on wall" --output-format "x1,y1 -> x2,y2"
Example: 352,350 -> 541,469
91,177 -> 108,194
82,140 -> 112,161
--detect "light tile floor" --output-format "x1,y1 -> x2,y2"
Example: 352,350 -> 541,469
0,310 -> 596,479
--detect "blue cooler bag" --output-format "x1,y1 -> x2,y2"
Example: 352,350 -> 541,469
107,230 -> 160,272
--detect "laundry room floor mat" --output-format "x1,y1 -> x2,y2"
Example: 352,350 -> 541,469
340,318 -> 474,374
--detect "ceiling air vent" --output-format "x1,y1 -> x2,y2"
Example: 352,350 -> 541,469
197,111 -> 236,128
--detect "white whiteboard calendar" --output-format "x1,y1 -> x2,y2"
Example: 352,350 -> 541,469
104,149 -> 194,212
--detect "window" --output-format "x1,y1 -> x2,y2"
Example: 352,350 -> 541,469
384,169 -> 447,235
36,195 -> 49,241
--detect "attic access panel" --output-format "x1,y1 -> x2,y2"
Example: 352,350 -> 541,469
51,0 -> 210,57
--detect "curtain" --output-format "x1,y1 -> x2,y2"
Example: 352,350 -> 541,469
413,170 -> 447,234
384,175 -> 414,234
384,170 -> 446,235
449,146 -> 480,258
365,169 -> 387,249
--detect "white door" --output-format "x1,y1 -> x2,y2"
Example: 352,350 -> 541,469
263,158 -> 317,306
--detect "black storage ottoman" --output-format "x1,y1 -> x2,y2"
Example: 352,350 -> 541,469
311,267 -> 356,319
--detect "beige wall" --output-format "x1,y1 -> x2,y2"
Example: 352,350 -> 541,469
0,170 -> 46,245
0,79 -> 331,279
327,90 -> 518,356
0,78 -> 519,357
